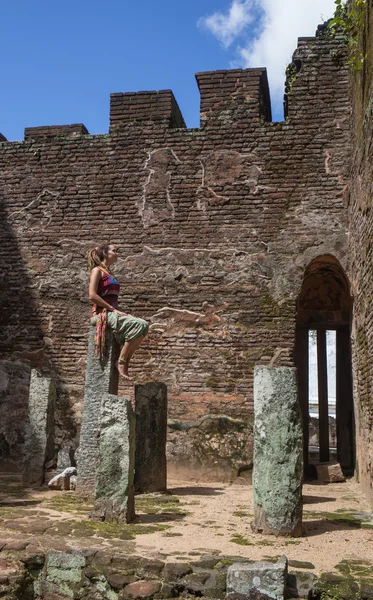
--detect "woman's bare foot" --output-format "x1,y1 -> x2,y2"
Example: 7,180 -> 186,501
117,359 -> 133,381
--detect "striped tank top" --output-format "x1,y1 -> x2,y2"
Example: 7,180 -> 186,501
91,271 -> 120,316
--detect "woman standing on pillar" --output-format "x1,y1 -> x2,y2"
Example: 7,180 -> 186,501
88,243 -> 149,380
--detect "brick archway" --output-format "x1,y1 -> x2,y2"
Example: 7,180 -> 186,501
295,255 -> 355,476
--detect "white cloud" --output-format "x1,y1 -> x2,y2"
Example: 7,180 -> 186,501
198,0 -> 337,119
197,0 -> 260,49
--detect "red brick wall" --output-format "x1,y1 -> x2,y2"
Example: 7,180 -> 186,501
0,30 -> 351,462
348,6 -> 373,505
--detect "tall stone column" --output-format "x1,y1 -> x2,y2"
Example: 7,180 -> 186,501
134,382 -> 167,493
94,393 -> 135,523
252,366 -> 303,536
22,370 -> 56,487
76,326 -> 119,494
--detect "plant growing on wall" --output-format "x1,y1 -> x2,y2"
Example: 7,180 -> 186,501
328,0 -> 367,70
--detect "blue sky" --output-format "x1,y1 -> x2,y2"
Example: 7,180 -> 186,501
1,0 -> 336,141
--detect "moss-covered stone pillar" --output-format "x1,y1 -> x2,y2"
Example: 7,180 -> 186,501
94,393 -> 135,523
252,366 -> 303,536
77,327 -> 119,494
22,370 -> 56,487
134,382 -> 168,493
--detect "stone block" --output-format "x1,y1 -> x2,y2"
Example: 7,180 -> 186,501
163,562 -> 193,581
69,475 -> 77,490
252,366 -> 303,537
77,327 -> 119,494
135,382 -> 167,493
227,556 -> 288,600
22,370 -> 56,487
316,461 -> 346,483
0,361 -> 31,471
48,467 -> 77,490
41,551 -> 86,599
121,579 -> 161,599
94,393 -> 135,523
287,571 -> 316,599
46,551 -> 86,580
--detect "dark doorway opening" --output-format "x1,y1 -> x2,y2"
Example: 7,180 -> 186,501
295,255 -> 355,477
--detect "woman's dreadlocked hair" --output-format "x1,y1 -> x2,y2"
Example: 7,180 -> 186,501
87,243 -> 111,271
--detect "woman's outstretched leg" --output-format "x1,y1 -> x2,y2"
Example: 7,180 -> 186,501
117,336 -> 145,380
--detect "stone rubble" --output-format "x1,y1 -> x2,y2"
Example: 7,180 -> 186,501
0,547 -> 370,600
226,556 -> 288,600
48,467 -> 78,491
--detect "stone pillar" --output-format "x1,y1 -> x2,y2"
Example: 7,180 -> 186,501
252,366 -> 303,536
22,370 -> 56,487
76,326 -> 119,494
134,382 -> 167,493
94,393 -> 135,523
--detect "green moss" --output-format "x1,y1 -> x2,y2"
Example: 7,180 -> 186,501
317,576 -> 360,600
215,559 -> 235,567
303,510 -> 366,527
42,493 -> 94,514
230,534 -> 253,546
135,494 -> 188,516
233,510 -> 252,517
66,518 -> 170,540
0,484 -> 31,499
259,294 -> 294,318
256,540 -> 275,547
314,559 -> 373,600
335,559 -> 373,579
0,508 -> 27,520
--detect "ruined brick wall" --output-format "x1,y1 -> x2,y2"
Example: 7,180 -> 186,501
0,28 -> 351,475
348,2 -> 373,504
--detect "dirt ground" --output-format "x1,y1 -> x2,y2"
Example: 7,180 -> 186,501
0,474 -> 372,574
136,478 -> 373,571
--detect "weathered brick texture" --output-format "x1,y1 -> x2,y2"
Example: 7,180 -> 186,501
348,6 -> 373,505
0,28 -> 351,473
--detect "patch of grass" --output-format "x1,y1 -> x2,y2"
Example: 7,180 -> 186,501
0,509 -> 25,520
256,540 -> 275,547
335,559 -> 373,580
315,558 -> 373,600
230,534 -> 253,546
233,510 -> 253,518
284,540 -> 301,546
64,519 -> 171,540
135,494 -> 188,516
42,493 -> 94,514
303,510 -> 366,527
215,559 -> 235,567
0,484 -> 30,499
